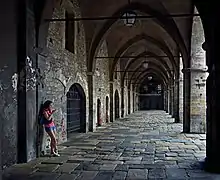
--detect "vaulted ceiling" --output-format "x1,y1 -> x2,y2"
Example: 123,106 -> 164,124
78,0 -> 195,86
77,0 -> 195,84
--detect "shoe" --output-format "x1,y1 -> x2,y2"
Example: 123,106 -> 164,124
51,152 -> 60,157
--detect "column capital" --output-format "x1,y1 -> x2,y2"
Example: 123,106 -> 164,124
87,72 -> 94,76
34,46 -> 49,57
181,67 -> 208,73
175,78 -> 183,83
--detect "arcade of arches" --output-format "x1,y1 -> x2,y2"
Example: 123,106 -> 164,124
0,0 -> 220,178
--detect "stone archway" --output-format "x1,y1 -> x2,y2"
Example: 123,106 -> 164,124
115,90 -> 120,119
66,83 -> 86,137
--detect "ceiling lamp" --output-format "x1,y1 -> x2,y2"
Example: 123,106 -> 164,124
122,11 -> 137,27
148,76 -> 153,80
122,0 -> 136,27
142,61 -> 148,69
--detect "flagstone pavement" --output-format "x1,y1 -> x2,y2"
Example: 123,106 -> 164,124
3,111 -> 220,180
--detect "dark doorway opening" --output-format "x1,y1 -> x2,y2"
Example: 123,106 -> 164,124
139,75 -> 164,110
115,90 -> 120,119
66,83 -> 86,137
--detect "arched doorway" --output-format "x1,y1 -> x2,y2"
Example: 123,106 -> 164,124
115,90 -> 120,119
66,83 -> 86,137
97,99 -> 102,126
106,96 -> 109,123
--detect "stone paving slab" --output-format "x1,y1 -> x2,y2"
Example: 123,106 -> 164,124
3,111 -> 220,180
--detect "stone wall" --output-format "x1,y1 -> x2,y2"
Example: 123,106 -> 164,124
94,40 -> 110,126
39,0 -> 89,148
0,1 -> 18,168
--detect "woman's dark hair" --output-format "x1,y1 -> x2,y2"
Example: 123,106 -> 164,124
38,100 -> 53,124
43,100 -> 53,109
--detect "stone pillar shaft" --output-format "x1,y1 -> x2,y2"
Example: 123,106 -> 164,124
189,7 -> 206,133
110,83 -> 114,122
128,89 -> 131,114
190,69 -> 207,133
121,87 -> 124,117
179,78 -> 184,123
169,85 -> 174,116
183,71 -> 191,133
88,74 -> 94,131
171,84 -> 175,117
167,87 -> 171,113
205,65 -> 220,172
164,90 -> 168,112
174,81 -> 180,122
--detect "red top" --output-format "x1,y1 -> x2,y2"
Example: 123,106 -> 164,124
43,109 -> 55,127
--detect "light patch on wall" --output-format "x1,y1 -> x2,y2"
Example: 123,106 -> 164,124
11,73 -> 18,92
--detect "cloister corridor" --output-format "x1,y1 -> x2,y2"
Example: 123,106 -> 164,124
3,111 -> 220,180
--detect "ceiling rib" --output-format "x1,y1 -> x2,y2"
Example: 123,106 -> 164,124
45,13 -> 200,22
95,55 -> 181,59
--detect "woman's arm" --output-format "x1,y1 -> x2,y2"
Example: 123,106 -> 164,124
43,111 -> 53,121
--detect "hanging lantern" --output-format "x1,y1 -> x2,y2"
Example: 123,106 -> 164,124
143,61 -> 148,69
122,11 -> 137,27
148,76 -> 152,80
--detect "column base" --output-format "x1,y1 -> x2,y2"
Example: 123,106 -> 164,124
204,157 -> 220,173
174,116 -> 180,123
190,124 -> 206,134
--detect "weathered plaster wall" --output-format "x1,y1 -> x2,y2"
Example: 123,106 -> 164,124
0,1 -> 18,168
39,0 -> 89,149
94,40 -> 110,126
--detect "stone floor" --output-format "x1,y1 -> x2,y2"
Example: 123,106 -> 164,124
3,111 -> 220,180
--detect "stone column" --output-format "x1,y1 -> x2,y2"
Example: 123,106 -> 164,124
183,70 -> 191,133
179,56 -> 184,123
205,63 -> 220,173
171,83 -> 175,117
135,92 -> 139,111
203,1 -> 220,171
189,7 -> 206,133
132,92 -> 135,112
174,80 -> 180,122
190,68 -> 207,133
179,77 -> 184,123
128,89 -> 131,114
164,88 -> 168,113
87,73 -> 95,131
167,88 -> 170,113
169,86 -> 173,116
121,86 -> 124,117
109,81 -> 114,122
